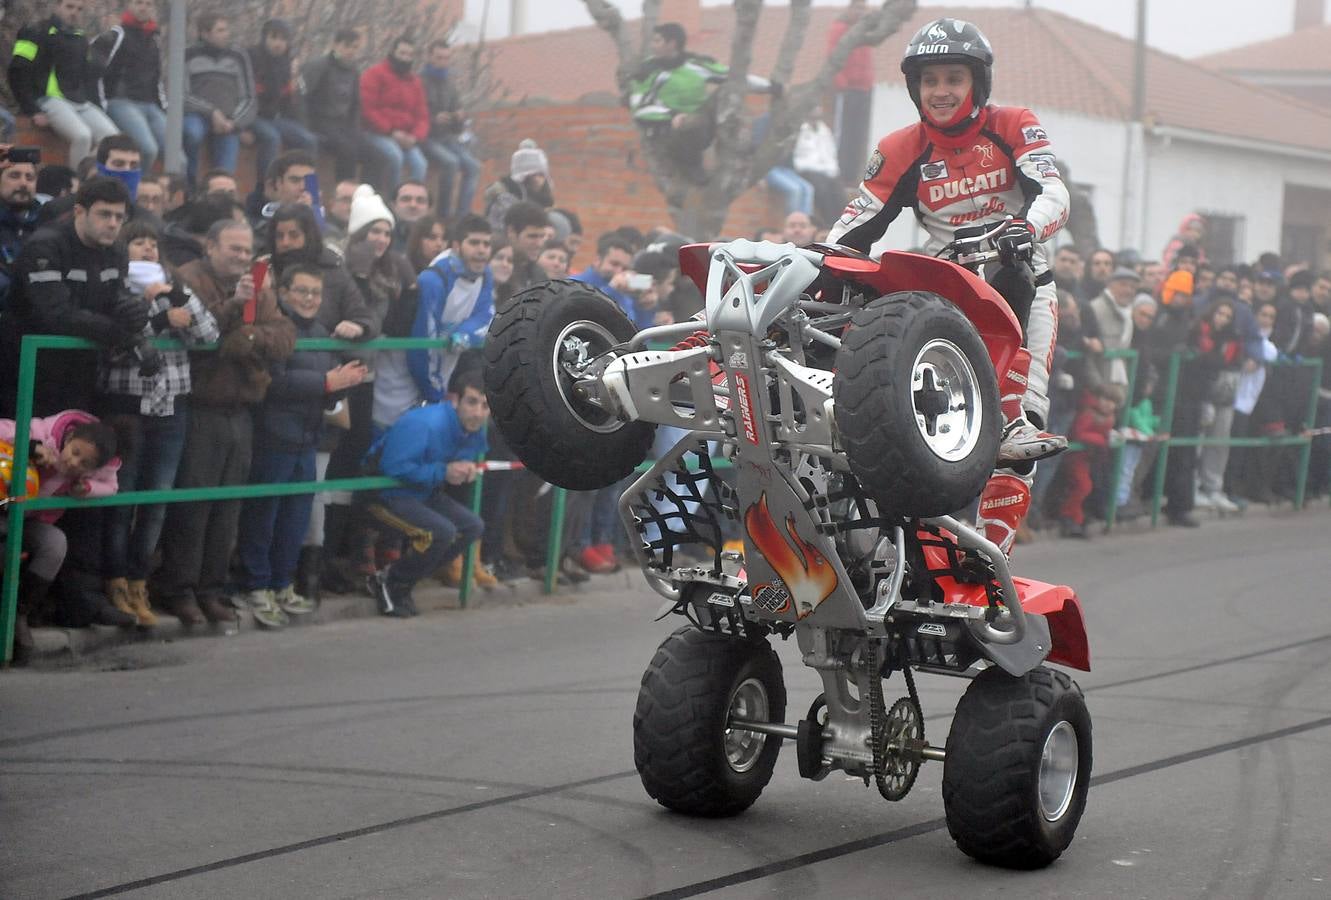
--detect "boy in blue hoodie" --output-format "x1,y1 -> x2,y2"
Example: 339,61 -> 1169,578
365,370 -> 488,617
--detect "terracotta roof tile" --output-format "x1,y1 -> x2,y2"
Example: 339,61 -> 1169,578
1196,23 -> 1331,73
485,5 -> 1331,154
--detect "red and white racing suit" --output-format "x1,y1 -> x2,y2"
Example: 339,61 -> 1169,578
826,104 -> 1071,553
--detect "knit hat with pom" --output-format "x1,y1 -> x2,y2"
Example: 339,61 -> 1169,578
347,183 -> 394,237
510,138 -> 551,184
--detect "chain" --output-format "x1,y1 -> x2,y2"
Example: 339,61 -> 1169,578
903,663 -> 924,745
863,638 -> 895,801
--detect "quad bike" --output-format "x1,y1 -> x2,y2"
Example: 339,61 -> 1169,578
484,224 -> 1092,869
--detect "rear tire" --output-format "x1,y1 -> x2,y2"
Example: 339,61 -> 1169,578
942,665 -> 1092,868
634,626 -> 786,817
834,291 -> 1000,516
484,279 -> 656,490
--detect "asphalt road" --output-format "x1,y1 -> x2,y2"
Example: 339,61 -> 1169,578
3,506 -> 1331,900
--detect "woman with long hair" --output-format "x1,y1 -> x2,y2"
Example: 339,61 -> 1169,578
405,214 -> 448,273
323,186 -> 421,592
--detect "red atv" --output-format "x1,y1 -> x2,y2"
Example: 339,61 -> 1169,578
484,227 -> 1091,868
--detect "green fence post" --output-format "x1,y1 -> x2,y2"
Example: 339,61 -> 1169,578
1103,349 -> 1140,531
1293,358 -> 1323,510
544,487 -> 567,595
2,335 -> 42,665
458,471 -> 484,609
1150,350 -> 1183,528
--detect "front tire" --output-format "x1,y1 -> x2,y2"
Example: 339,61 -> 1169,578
484,279 -> 656,491
634,626 -> 786,817
834,291 -> 1000,516
942,665 -> 1092,869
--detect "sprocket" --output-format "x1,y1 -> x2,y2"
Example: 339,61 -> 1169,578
878,696 -> 924,801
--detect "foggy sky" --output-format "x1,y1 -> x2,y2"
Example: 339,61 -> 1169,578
462,0 -> 1316,59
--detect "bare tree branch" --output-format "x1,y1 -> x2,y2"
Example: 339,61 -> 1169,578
582,0 -> 636,94
639,0 -> 662,63
770,0 -> 812,87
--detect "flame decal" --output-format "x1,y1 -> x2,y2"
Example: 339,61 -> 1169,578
743,493 -> 839,618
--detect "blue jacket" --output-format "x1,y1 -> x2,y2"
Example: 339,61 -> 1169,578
408,251 -> 493,402
368,402 -> 488,500
572,265 -> 647,330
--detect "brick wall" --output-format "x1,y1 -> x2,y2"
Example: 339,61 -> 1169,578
9,97 -> 787,244
470,100 -> 786,244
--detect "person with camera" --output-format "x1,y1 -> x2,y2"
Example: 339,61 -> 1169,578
96,219 -> 219,626
153,219 -> 295,625
0,176 -> 143,418
0,148 -> 42,311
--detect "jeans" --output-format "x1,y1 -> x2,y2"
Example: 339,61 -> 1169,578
155,406 -> 253,604
378,490 -> 483,587
237,446 -> 317,591
314,126 -> 364,182
250,116 -> 318,183
182,112 -> 240,184
1117,443 -> 1144,507
101,409 -> 189,580
106,99 -> 167,173
421,138 -> 480,217
362,133 -> 427,195
765,167 -> 814,215
37,96 -> 120,164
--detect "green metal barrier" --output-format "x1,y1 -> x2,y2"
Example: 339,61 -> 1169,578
1058,348 -> 1323,528
0,333 -> 503,664
6,334 -> 1322,664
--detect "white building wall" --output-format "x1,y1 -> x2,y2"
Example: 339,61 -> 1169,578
1142,135 -> 1331,263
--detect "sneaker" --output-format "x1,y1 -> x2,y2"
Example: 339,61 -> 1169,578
559,556 -> 592,584
165,594 -> 206,626
490,557 -> 524,583
1193,490 -> 1214,510
576,545 -> 615,574
592,543 -> 623,572
997,417 -> 1068,465
273,585 -> 317,616
367,571 -> 412,618
244,589 -> 288,629
436,555 -> 463,588
1210,492 -> 1240,514
1166,512 -> 1202,528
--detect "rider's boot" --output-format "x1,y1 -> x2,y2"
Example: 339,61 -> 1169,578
997,348 -> 1067,467
975,471 -> 1031,557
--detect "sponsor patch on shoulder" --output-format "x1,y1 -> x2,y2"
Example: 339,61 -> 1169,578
864,149 -> 885,181
1022,125 -> 1049,144
920,160 -> 949,181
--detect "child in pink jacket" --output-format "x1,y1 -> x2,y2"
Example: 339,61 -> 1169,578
0,410 -> 119,662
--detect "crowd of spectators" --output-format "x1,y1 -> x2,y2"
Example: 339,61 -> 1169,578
1038,217 -> 1331,538
0,6 -> 1327,665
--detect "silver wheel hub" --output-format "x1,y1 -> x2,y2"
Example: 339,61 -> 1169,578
724,678 -> 770,773
1038,720 -> 1079,821
910,338 -> 984,462
552,320 -> 622,434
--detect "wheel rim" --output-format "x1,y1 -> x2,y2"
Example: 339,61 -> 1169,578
724,677 -> 770,773
551,320 -> 622,434
909,338 -> 984,462
1038,721 -> 1079,821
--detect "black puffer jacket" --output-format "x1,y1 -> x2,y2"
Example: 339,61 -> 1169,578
90,18 -> 164,106
253,310 -> 337,452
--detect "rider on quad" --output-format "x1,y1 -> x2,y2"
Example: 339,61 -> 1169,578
826,17 -> 1070,555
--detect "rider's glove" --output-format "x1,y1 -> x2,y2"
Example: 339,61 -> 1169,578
996,219 -> 1036,263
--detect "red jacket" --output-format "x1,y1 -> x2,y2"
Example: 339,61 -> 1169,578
359,59 -> 429,141
826,18 -> 875,91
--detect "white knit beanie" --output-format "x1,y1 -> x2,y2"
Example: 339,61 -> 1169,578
347,183 -> 394,237
509,138 -> 551,184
